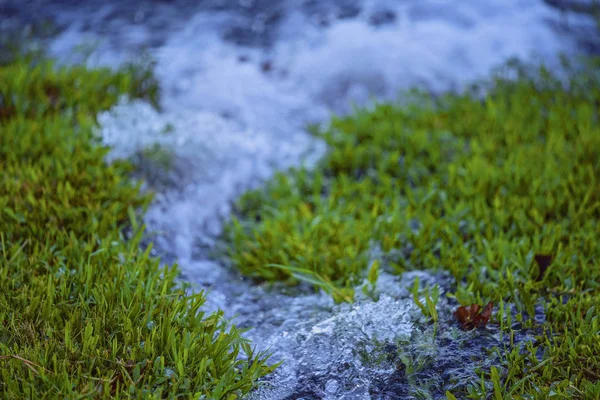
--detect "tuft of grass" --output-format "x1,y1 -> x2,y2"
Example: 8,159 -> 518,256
410,277 -> 440,323
267,263 -> 355,303
224,58 -> 600,398
0,57 -> 275,398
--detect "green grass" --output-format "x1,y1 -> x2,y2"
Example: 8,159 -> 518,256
223,58 -> 600,398
0,57 -> 275,399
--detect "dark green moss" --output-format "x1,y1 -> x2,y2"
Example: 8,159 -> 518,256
0,58 -> 275,399
0,56 -> 160,124
224,59 -> 600,398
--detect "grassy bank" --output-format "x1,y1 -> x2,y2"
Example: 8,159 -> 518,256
224,58 -> 600,398
0,57 -> 275,399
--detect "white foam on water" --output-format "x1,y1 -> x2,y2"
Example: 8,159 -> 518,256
32,0 -> 591,397
97,96 -> 325,260
273,0 -> 574,113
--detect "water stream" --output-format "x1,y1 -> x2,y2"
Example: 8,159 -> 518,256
1,1 -> 593,398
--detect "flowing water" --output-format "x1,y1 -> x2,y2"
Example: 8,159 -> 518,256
1,1 -> 594,398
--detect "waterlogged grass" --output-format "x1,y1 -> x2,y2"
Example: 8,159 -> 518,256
224,59 -> 600,398
0,57 -> 275,398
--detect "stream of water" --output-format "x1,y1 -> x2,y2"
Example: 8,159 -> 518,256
1,1 -> 594,398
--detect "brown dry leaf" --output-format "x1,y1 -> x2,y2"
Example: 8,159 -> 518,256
453,302 -> 494,331
473,301 -> 493,328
